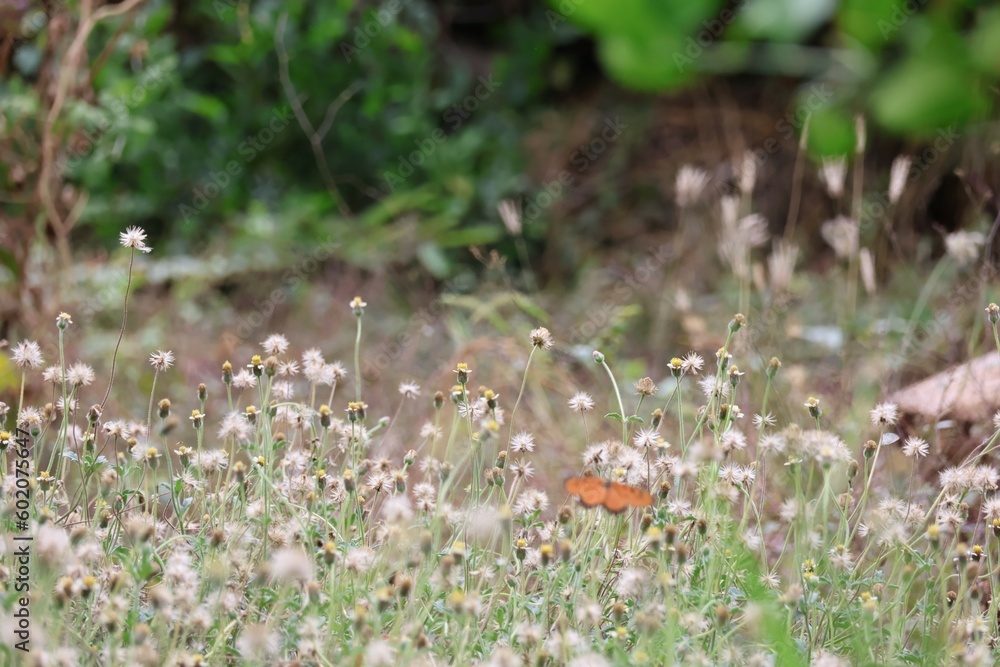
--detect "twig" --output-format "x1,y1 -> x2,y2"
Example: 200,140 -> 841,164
274,12 -> 360,217
37,0 -> 146,266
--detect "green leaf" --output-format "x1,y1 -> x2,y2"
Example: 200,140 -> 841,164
870,56 -> 991,134
605,412 -> 624,422
626,415 -> 644,424
739,0 -> 838,42
970,9 -> 1000,76
805,105 -> 856,158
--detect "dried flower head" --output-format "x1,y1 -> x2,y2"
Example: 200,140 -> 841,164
870,402 -> 899,427
818,157 -> 847,198
944,231 -> 984,267
149,350 -> 174,372
261,334 -> 290,355
889,155 -> 911,204
821,216 -> 859,259
67,362 -> 95,387
529,327 -> 553,350
902,436 -> 929,459
11,340 -> 44,370
633,377 -> 658,396
568,392 -> 594,412
675,165 -> 710,207
497,198 -> 522,235
120,226 -> 152,253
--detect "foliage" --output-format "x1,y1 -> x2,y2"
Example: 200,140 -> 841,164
553,0 -> 998,154
1,0 -> 551,274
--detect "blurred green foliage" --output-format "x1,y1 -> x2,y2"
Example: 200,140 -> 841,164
2,0 -> 554,275
552,0 -> 997,156
2,0 -> 997,279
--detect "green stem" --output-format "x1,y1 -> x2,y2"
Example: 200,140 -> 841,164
507,346 -> 537,449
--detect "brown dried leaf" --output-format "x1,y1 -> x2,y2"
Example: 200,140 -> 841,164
889,354 -> 1000,423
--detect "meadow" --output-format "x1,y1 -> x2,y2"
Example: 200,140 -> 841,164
3,163 -> 1000,666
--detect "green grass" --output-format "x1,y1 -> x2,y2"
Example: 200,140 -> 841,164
3,207 -> 1000,667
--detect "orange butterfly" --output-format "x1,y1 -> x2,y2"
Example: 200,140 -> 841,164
564,476 -> 654,513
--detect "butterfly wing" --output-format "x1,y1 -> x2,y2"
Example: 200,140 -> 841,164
603,482 -> 654,513
565,477 -> 607,508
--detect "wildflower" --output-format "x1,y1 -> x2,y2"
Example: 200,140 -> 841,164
681,351 -> 704,375
720,430 -> 748,454
945,230 -> 985,267
149,350 -> 174,371
56,312 -> 72,330
120,226 -> 152,253
276,360 -> 299,377
247,355 -> 264,377
902,436 -> 929,458
497,198 -> 522,235
270,547 -> 314,584
349,296 -> 367,316
510,461 -> 535,478
818,157 -> 847,198
699,376 -> 731,400
364,640 -> 395,667
768,241 -> 799,294
398,381 -> 421,399
675,165 -> 710,207
568,392 -> 594,412
804,396 -> 822,418
189,409 -> 204,429
616,568 -> 647,598
987,303 -> 1000,324
513,489 -> 549,516
870,402 -> 899,427
261,334 -> 289,355
821,216 -> 859,259
719,215 -> 769,278
11,340 -> 43,369
218,412 -> 251,441
634,377 -> 658,396
859,248 -> 876,295
235,624 -> 279,661
37,470 -> 54,491
752,413 -> 776,429
510,431 -> 535,453
529,327 -> 553,350
889,155 -> 911,204
582,443 -> 607,467
633,428 -> 665,450
738,150 -> 757,194
231,369 -> 257,389
67,362 -> 95,387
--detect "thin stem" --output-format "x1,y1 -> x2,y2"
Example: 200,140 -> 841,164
100,249 -> 136,412
600,359 -> 627,444
354,316 -> 363,402
507,346 -> 537,449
